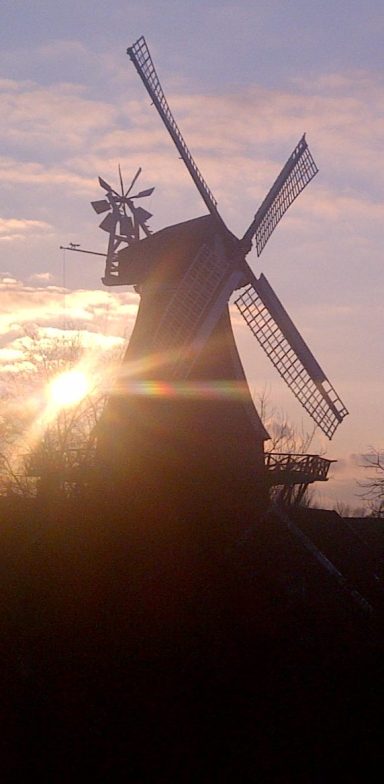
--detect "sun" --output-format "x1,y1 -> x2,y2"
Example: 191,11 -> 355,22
49,369 -> 90,409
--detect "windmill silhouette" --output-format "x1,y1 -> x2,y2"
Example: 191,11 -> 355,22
124,37 -> 349,438
95,37 -> 348,510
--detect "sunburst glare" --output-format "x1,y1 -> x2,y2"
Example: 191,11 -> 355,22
48,369 -> 90,409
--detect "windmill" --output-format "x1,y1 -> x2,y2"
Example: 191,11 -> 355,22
94,37 -> 348,513
119,36 -> 347,439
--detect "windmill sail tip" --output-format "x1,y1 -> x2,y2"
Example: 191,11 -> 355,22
234,279 -> 348,440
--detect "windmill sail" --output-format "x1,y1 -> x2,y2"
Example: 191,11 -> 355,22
235,273 -> 348,438
153,236 -> 245,378
242,136 -> 318,255
127,36 -> 224,227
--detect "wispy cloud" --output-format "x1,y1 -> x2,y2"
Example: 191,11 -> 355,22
2,66 -> 382,249
3,66 -> 383,186
0,217 -> 52,242
0,277 -> 139,352
0,156 -> 95,193
1,77 -> 117,155
29,272 -> 54,282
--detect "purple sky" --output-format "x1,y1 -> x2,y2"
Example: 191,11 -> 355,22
1,1 -> 383,508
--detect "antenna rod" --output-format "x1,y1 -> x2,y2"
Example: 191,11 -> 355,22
59,246 -> 107,257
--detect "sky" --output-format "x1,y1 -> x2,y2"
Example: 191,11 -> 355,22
1,0 -> 383,509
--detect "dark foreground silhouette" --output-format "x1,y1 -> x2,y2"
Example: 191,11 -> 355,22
1,492 -> 383,782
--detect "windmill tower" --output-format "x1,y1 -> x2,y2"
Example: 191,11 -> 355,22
95,37 -> 348,522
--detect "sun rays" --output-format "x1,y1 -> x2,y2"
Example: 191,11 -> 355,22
48,369 -> 90,409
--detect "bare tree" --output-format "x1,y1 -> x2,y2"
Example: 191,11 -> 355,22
0,330 -> 118,496
358,448 -> 384,517
332,500 -> 368,519
254,387 -> 319,507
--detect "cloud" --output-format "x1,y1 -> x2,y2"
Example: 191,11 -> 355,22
29,272 -> 54,282
0,277 -> 139,349
295,450 -> 369,511
329,453 -> 362,476
0,326 -> 125,376
0,346 -> 25,363
2,66 -> 382,237
0,217 -> 53,242
37,39 -> 94,63
0,77 -> 117,155
0,156 -> 95,194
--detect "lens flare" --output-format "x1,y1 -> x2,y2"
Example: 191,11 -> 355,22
49,369 -> 90,408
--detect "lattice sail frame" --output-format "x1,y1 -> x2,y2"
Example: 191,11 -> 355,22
154,244 -> 228,346
235,275 -> 348,439
153,237 -> 245,379
242,136 -> 318,255
127,36 -> 222,224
